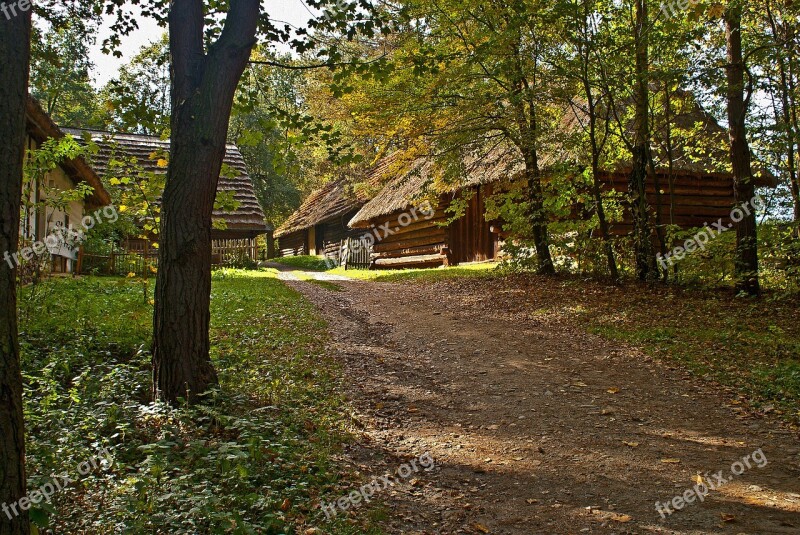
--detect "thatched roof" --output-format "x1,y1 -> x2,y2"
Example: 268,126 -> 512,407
26,97 -> 111,208
63,128 -> 269,233
348,149 -> 520,228
275,156 -> 401,238
543,92 -> 776,184
350,92 -> 776,227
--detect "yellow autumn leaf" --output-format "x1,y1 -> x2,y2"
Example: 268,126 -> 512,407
692,474 -> 704,484
623,441 -> 639,447
157,158 -> 168,167
661,458 -> 681,464
708,3 -> 725,18
474,523 -> 490,533
607,387 -> 620,394
119,205 -> 128,212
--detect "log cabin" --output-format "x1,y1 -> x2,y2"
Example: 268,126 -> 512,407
347,155 -> 510,269
63,128 -> 271,265
275,157 -> 396,263
275,179 -> 366,260
349,96 -> 777,269
23,97 -> 112,273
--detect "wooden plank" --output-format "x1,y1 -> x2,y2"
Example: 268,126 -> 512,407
361,215 -> 449,236
376,225 -> 446,244
375,244 -> 444,259
373,253 -> 445,269
373,233 -> 447,253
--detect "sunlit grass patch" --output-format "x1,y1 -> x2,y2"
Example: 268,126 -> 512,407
19,273 -> 382,534
330,261 -> 501,282
270,255 -> 335,271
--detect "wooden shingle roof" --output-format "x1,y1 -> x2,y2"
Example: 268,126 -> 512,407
62,128 -> 268,233
348,149 -> 518,228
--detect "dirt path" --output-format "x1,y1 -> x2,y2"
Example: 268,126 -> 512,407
283,276 -> 800,535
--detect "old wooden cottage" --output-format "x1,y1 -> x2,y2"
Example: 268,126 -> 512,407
64,128 -> 270,266
347,155 -> 511,269
349,95 -> 776,269
23,97 -> 112,273
275,157 -> 396,263
275,179 -> 366,259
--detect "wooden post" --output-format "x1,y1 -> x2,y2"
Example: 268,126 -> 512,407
76,246 -> 83,276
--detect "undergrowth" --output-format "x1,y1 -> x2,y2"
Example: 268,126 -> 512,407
19,271 -> 380,534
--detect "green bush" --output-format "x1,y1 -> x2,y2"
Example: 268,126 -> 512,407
19,274 -> 379,534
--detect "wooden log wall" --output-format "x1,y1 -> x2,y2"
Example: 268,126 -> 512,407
446,184 -> 497,264
319,213 -> 362,261
365,208 -> 450,268
597,172 -> 739,235
278,231 -> 307,257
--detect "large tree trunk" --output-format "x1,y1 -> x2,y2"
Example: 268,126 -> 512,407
725,2 -> 760,296
153,0 -> 260,404
629,0 -> 657,280
0,7 -> 32,535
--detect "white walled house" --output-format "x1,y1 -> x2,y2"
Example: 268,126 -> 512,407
22,97 -> 111,273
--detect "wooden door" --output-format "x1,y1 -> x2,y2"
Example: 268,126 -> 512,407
447,185 -> 496,264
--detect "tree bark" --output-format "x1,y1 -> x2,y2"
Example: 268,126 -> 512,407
629,0 -> 657,280
523,152 -> 555,275
0,7 -> 32,535
153,0 -> 260,404
575,0 -> 619,282
765,0 -> 800,234
509,73 -> 555,274
725,1 -> 760,296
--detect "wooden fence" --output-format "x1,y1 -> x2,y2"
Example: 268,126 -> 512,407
79,238 -> 262,276
341,236 -> 372,270
212,238 -> 260,267
79,250 -> 158,277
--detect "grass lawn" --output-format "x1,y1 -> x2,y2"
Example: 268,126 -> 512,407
18,270 -> 381,534
329,261 -> 501,283
269,255 -> 337,272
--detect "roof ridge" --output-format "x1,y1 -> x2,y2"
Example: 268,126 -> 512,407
62,127 -> 240,150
